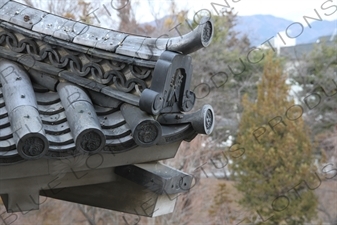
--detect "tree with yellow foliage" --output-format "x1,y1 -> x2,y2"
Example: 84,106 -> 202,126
227,52 -> 319,224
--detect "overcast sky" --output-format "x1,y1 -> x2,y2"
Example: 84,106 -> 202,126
142,0 -> 337,24
16,0 -> 337,29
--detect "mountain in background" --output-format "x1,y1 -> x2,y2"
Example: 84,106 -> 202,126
236,15 -> 293,46
235,14 -> 336,46
142,14 -> 336,46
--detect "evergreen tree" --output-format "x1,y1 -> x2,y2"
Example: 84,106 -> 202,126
229,52 -> 318,224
